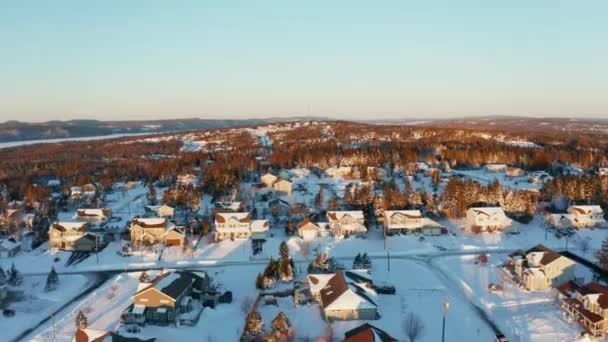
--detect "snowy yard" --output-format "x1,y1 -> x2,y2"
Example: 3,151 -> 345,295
0,273 -> 92,341
435,254 -> 594,342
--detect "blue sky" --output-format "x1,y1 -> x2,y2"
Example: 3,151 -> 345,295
0,1 -> 606,122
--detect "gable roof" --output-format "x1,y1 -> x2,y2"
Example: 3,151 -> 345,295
385,210 -> 422,219
50,221 -> 88,232
75,208 -> 110,218
318,270 -> 376,311
327,211 -> 364,222
136,271 -> 205,301
131,217 -> 168,229
214,212 -> 250,223
569,205 -> 603,215
343,323 -> 398,342
525,244 -> 564,266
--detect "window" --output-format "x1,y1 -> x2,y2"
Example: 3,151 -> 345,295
168,312 -> 173,320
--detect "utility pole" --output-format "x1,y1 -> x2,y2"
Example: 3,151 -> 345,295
95,234 -> 99,264
442,297 -> 450,342
51,310 -> 56,342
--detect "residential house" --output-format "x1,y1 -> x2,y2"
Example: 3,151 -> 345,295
567,205 -> 606,228
557,281 -> 608,338
383,210 -> 443,236
214,201 -> 243,212
130,218 -> 184,246
260,173 -> 292,195
506,166 -> 526,177
342,323 -> 398,342
465,207 -> 512,232
545,213 -> 573,230
214,212 -> 270,241
484,164 -> 508,173
327,211 -> 367,237
298,219 -> 323,240
73,328 -> 110,342
49,222 -> 88,249
599,167 -> 608,177
308,270 -> 378,321
0,239 -> 20,258
144,204 -> 175,219
507,244 -> 576,291
122,270 -> 209,326
73,208 -> 111,224
177,174 -> 198,186
325,167 -> 353,179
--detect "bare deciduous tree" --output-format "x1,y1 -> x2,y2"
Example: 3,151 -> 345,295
578,237 -> 592,256
403,312 -> 425,342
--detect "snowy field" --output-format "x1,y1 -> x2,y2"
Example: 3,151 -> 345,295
0,273 -> 92,341
436,254 -> 599,342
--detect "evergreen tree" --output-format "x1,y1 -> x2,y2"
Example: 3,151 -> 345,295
244,310 -> 264,336
264,258 -> 280,279
278,258 -> 294,282
267,311 -> 292,341
596,238 -> 608,271
139,271 -> 151,283
353,253 -> 362,269
8,262 -> 22,286
45,266 -> 59,292
0,266 -> 6,284
255,273 -> 265,289
147,181 -> 157,206
279,241 -> 289,261
361,253 -> 372,270
315,186 -> 324,209
75,310 -> 88,330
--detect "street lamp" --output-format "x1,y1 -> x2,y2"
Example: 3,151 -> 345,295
442,296 -> 450,342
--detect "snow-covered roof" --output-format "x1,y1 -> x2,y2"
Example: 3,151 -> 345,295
467,207 -> 511,226
74,208 -> 110,219
0,239 -> 19,250
327,211 -> 364,221
569,205 -> 603,215
385,210 -> 422,218
134,217 -> 167,226
250,219 -> 270,232
50,221 -> 87,232
132,304 -> 146,314
308,274 -> 335,293
214,212 -> 251,223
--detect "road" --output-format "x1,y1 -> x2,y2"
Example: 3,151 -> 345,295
21,247 -> 512,342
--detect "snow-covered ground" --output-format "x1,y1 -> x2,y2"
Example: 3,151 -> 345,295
436,254 -> 598,342
0,273 -> 92,341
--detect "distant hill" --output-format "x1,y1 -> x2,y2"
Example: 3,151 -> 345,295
0,117 -> 329,143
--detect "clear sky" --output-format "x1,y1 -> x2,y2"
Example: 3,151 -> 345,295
1,1 -> 607,122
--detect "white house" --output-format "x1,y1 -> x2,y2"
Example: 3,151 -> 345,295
508,245 -> 576,291
327,211 -> 367,237
144,204 -> 175,219
260,173 -> 292,195
465,207 -> 512,232
567,205 -> 606,228
506,166 -> 526,177
73,208 -> 111,224
214,212 -> 269,241
384,210 -> 443,236
324,167 -> 353,178
260,173 -> 278,187
484,164 -> 507,173
307,270 -> 378,321
298,219 -> 327,240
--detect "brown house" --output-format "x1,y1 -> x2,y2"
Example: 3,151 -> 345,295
343,323 -> 398,342
123,270 -> 209,326
558,281 -> 608,337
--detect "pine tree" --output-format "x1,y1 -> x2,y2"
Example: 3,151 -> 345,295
264,258 -> 279,279
361,253 -> 372,270
8,262 -> 22,286
147,181 -> 157,206
267,311 -> 292,340
75,310 -> 88,330
244,310 -> 264,336
315,186 -> 324,209
0,266 -> 6,285
278,258 -> 294,282
279,241 -> 289,261
45,266 -> 59,292
139,271 -> 151,283
596,238 -> 608,271
353,253 -> 362,269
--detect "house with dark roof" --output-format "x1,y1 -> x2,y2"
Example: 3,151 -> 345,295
342,323 -> 398,342
122,270 -> 209,326
507,244 -> 576,290
557,281 -> 608,337
308,270 -> 378,321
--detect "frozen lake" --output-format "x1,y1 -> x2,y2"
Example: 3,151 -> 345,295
0,132 -> 155,149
